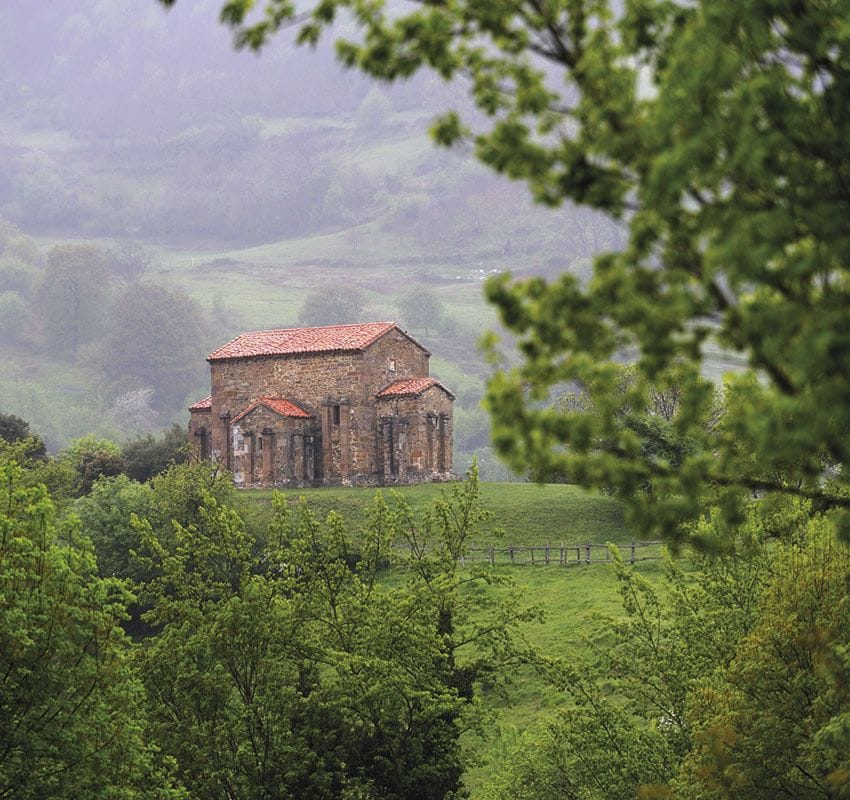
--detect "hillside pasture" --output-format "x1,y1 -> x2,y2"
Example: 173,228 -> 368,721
242,480 -> 630,547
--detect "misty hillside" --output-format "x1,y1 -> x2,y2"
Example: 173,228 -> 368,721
0,0 -> 620,257
0,0 -> 629,475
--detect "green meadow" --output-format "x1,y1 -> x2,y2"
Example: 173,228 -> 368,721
241,480 -> 631,548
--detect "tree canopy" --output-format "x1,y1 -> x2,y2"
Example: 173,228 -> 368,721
39,244 -> 111,352
0,456 -> 184,800
158,0 -> 850,543
0,411 -> 46,459
104,283 -> 208,414
131,463 -> 530,799
298,284 -> 366,327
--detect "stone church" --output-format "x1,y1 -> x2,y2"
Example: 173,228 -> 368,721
188,322 -> 454,487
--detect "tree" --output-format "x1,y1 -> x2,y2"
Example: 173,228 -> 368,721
74,474 -> 153,579
109,239 -> 156,285
673,521 -> 850,800
103,283 -> 208,414
76,462 -> 239,587
485,498 -> 799,800
0,411 -> 46,458
58,435 -> 125,496
0,452 -> 185,800
160,0 -> 850,542
38,244 -> 111,351
133,463 -> 531,799
398,286 -> 444,337
551,363 -> 718,489
298,283 -> 366,327
0,290 -> 27,344
122,423 -> 189,483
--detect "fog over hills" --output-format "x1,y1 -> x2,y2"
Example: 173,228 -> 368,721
0,1 -> 628,472
0,0 -> 619,255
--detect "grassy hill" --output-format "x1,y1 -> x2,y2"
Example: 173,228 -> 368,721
242,480 -> 631,548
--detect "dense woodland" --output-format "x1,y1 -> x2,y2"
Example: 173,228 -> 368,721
4,0 -> 850,798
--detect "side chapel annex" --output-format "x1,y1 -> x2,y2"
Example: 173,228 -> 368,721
188,322 -> 454,487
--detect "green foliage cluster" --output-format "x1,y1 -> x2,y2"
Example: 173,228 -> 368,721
486,500 -> 850,799
2,444 -> 538,799
298,283 -> 367,327
129,463 -> 535,799
0,458 -> 185,800
58,435 -> 126,496
398,287 -> 445,337
121,423 -> 190,483
76,461 -> 237,582
0,411 -> 46,459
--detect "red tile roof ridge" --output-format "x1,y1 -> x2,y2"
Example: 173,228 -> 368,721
208,321 -> 419,361
231,397 -> 314,425
189,395 -> 212,411
376,377 -> 455,399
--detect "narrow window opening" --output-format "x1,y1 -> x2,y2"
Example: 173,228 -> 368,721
258,437 -> 264,451
332,404 -> 341,425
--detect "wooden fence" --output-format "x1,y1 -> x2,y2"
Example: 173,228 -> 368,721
455,540 -> 664,567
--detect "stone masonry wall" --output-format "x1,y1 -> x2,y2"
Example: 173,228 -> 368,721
188,409 -> 212,461
230,404 -> 320,487
208,332 -> 433,485
376,384 -> 454,483
350,328 -> 430,481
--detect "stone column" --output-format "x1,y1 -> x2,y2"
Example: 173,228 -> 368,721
426,413 -> 436,472
305,434 -> 316,483
396,417 -> 409,476
292,432 -> 304,483
438,414 -> 448,472
262,427 -> 274,482
321,404 -> 333,480
246,431 -> 255,485
220,412 -> 231,470
380,417 -> 395,478
339,402 -> 351,479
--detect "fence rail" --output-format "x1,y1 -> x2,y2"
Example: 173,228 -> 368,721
454,540 -> 664,567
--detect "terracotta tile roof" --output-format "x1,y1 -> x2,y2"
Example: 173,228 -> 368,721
376,377 -> 455,399
189,395 -> 212,411
208,322 -> 405,361
231,397 -> 314,425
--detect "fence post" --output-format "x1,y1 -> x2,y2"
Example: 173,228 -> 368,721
630,539 -> 636,564
545,543 -> 550,565
510,547 -> 515,564
560,541 -> 565,565
530,547 -> 535,564
576,545 -> 581,563
585,543 -> 591,563
490,547 -> 495,566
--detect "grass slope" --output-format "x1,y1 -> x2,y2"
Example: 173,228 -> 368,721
242,480 -> 630,547
464,560 -> 667,797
